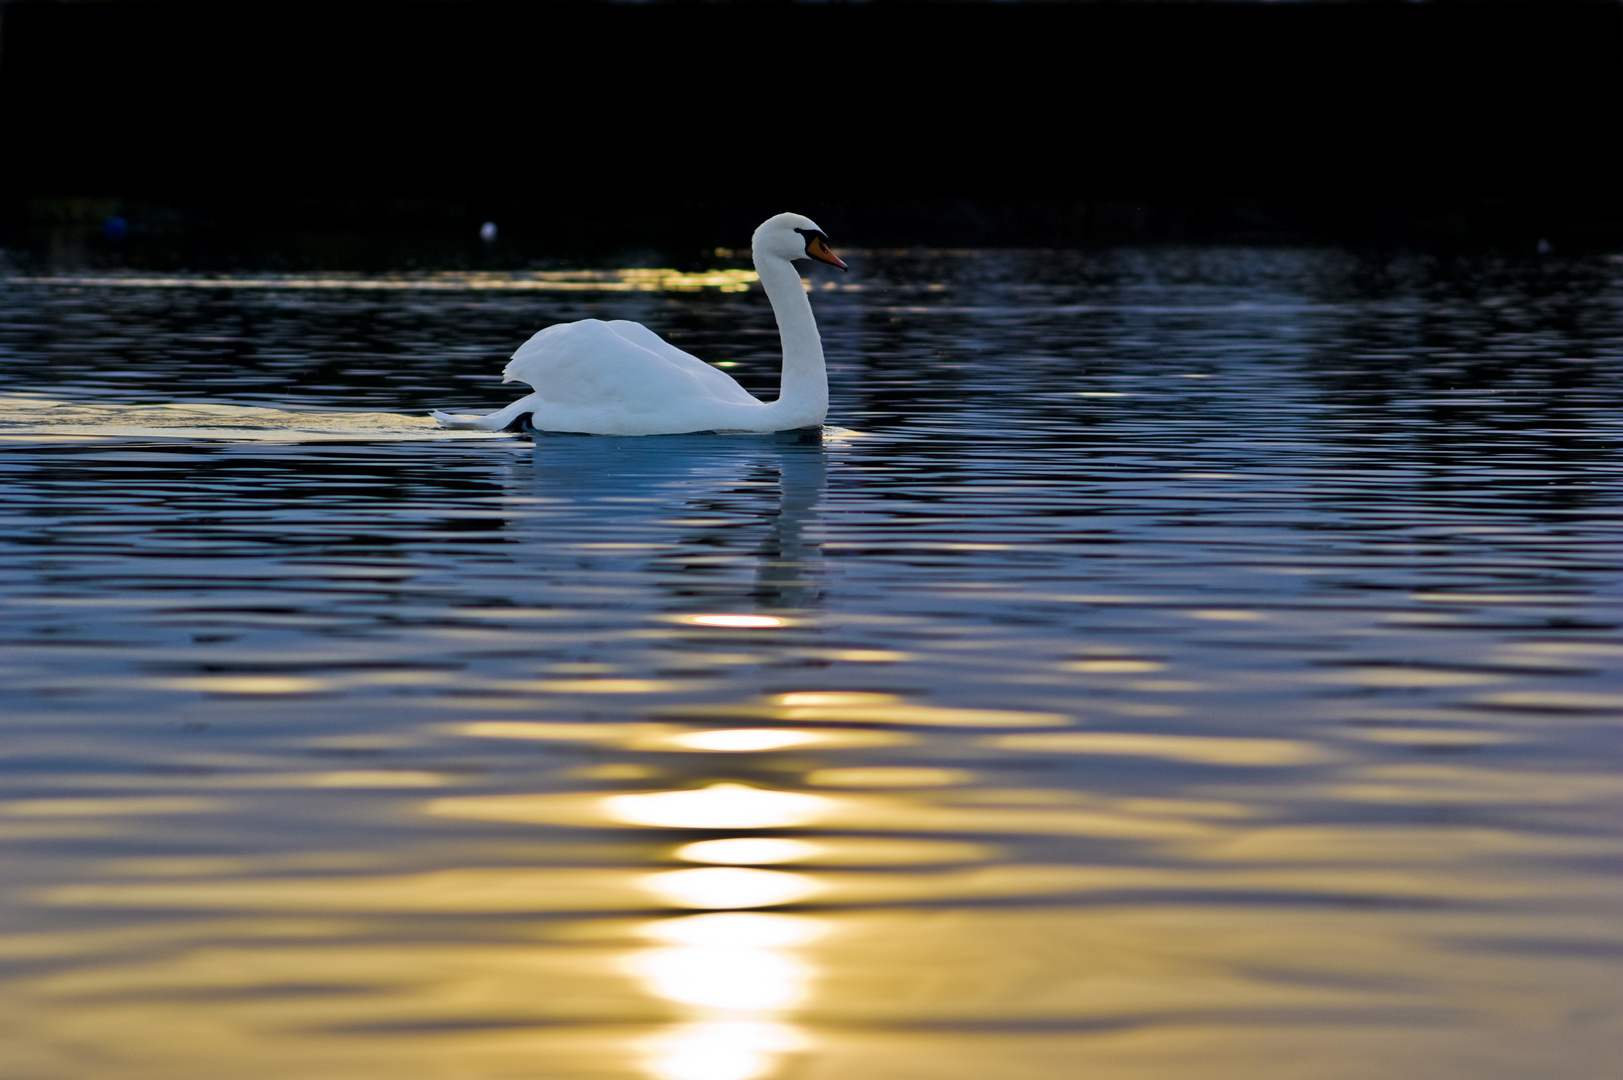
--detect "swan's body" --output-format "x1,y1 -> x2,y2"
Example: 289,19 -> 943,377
431,213 -> 845,435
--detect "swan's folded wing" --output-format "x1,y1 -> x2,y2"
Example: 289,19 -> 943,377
502,319 -> 759,411
601,320 -> 723,375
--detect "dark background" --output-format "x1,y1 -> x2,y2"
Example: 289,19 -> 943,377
3,0 -> 1621,263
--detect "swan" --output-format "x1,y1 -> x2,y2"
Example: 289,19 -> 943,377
430,213 -> 847,435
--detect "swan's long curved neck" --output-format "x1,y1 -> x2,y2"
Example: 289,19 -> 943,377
755,253 -> 828,426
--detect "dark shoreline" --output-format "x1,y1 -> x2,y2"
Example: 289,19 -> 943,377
4,1 -> 1620,262
11,195 -> 1621,275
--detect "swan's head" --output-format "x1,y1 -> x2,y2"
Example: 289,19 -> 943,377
753,212 -> 848,271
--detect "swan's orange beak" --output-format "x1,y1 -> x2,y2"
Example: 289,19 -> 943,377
805,234 -> 848,271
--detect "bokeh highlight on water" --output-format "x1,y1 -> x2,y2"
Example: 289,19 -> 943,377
0,249 -> 1619,1079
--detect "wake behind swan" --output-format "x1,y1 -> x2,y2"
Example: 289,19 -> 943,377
0,395 -> 509,443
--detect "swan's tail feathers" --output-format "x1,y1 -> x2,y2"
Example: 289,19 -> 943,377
431,397 -> 540,432
430,408 -> 513,431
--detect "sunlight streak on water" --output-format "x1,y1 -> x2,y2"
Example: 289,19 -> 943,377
640,1020 -> 808,1080
631,915 -> 823,1080
663,730 -> 825,752
606,786 -> 837,830
640,867 -> 824,909
674,839 -> 825,865
6,267 -> 764,293
683,615 -> 787,628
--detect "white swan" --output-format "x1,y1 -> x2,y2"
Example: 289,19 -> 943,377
430,212 -> 846,435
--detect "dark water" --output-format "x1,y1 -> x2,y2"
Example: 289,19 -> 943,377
0,249 -> 1619,1080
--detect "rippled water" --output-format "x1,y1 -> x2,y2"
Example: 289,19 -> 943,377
1,249 -> 1619,1079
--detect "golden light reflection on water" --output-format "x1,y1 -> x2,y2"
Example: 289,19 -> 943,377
821,649 -> 912,663
453,721 -> 914,753
676,839 -> 823,865
676,838 -> 999,867
605,785 -> 836,829
985,732 -> 1331,766
654,728 -> 914,752
630,914 -> 823,1080
642,912 -> 828,949
658,691 -> 1071,728
641,1021 -> 808,1080
146,675 -> 332,694
11,659 -> 1619,1079
777,691 -> 890,706
429,784 -> 1239,841
632,941 -> 811,1013
1187,609 -> 1268,621
641,868 -> 823,909
8,268 -> 764,293
665,729 -> 823,752
1065,659 -> 1166,673
682,615 -> 786,629
805,767 -> 974,788
9,756 -> 1622,1080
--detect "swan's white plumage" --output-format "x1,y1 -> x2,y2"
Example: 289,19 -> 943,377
431,212 -> 839,436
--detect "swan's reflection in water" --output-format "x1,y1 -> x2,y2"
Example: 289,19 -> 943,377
509,429 -> 828,617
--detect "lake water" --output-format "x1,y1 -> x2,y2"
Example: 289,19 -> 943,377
0,248 -> 1619,1079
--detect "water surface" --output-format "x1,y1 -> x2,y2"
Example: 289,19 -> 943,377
1,249 -> 1619,1079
